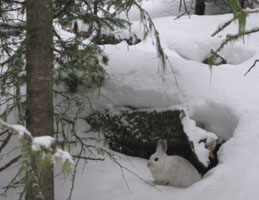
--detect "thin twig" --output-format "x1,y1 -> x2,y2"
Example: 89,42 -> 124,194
114,160 -> 162,192
211,17 -> 235,37
72,155 -> 105,161
2,166 -> 24,194
0,130 -> 8,137
0,155 -> 21,172
0,133 -> 12,153
67,147 -> 83,200
244,59 -> 259,76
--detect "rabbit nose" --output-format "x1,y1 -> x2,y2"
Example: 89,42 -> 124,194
147,161 -> 151,168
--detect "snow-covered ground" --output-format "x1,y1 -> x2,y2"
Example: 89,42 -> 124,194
124,0 -> 231,20
56,11 -> 259,200
2,2 -> 259,200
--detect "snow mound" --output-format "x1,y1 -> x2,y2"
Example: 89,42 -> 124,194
167,37 -> 256,65
220,44 -> 256,65
181,110 -> 218,166
190,101 -> 239,140
167,37 -> 218,62
124,0 -> 231,21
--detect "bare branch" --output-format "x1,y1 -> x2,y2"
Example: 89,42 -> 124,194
113,159 -> 162,192
211,17 -> 235,37
67,147 -> 83,200
0,133 -> 12,153
244,59 -> 259,76
72,155 -> 105,161
0,130 -> 8,137
0,155 -> 21,172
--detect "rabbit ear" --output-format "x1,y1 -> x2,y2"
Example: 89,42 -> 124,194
156,139 -> 167,153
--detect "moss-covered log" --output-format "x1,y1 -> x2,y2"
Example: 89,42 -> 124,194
87,107 -> 220,175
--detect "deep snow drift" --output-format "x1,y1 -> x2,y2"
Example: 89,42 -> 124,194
54,11 -> 259,200
2,3 -> 259,200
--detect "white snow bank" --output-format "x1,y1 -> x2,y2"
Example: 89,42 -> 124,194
3,8 -> 259,200
181,110 -> 218,166
70,13 -> 259,200
190,101 -> 239,140
123,0 -> 231,21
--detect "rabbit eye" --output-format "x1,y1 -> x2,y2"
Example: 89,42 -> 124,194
154,157 -> 159,161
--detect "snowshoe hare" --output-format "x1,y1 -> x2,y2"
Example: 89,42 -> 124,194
147,139 -> 201,187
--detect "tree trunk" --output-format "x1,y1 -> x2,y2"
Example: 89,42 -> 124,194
25,0 -> 54,199
195,0 -> 206,15
239,0 -> 245,8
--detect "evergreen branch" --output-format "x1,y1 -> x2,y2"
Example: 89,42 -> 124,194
0,119 -> 32,141
216,27 -> 259,54
0,155 -> 21,172
134,2 -> 178,86
1,0 -> 24,4
134,2 -> 167,71
211,17 -> 235,37
211,10 -> 259,37
54,0 -> 74,18
208,26 -> 259,67
0,40 -> 25,67
229,0 -> 248,34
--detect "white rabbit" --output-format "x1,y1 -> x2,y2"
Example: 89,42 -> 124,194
147,139 -> 201,187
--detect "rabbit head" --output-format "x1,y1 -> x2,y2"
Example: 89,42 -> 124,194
147,139 -> 168,173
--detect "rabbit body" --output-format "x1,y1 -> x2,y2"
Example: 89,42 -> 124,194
148,140 -> 201,187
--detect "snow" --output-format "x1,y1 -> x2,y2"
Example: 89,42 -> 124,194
57,11 -> 259,200
181,110 -> 218,166
53,148 -> 74,164
31,136 -> 55,151
0,119 -> 31,138
124,0 -> 231,21
2,1 -> 259,200
10,124 -> 31,138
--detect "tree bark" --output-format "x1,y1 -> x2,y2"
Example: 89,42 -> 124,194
25,0 -> 54,199
239,0 -> 245,8
195,0 -> 205,15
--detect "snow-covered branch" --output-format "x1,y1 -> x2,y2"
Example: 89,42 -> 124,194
0,119 -> 74,174
0,119 -> 31,138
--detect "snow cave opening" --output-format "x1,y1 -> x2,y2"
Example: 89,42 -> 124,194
187,102 -> 239,174
190,102 -> 238,141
